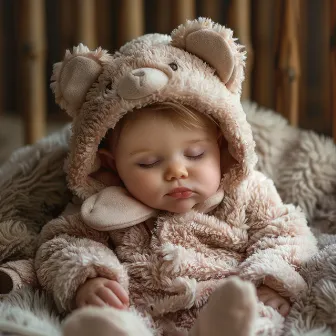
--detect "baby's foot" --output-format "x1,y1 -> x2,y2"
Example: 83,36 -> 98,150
190,276 -> 258,336
63,306 -> 153,336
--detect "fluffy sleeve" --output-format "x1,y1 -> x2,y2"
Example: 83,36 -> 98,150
239,172 -> 317,299
35,212 -> 129,313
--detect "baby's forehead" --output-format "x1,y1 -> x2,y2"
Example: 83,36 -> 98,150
105,106 -> 218,150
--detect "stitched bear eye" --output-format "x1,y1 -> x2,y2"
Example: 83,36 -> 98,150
169,62 -> 178,71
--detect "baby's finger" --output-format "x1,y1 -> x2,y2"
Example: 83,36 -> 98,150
105,282 -> 130,306
257,294 -> 271,303
98,287 -> 124,309
278,302 -> 290,317
87,295 -> 106,307
76,299 -> 86,309
265,298 -> 281,311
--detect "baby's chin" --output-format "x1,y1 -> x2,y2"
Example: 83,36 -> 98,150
160,200 -> 197,214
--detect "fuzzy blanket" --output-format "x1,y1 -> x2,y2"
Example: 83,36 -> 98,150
0,101 -> 336,335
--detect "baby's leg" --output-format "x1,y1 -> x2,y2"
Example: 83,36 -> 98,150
63,306 -> 154,336
189,277 -> 258,336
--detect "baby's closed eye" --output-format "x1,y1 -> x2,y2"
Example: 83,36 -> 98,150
138,161 -> 160,168
184,146 -> 205,159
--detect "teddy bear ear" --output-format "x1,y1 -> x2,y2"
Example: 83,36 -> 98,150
171,18 -> 246,94
51,44 -> 108,117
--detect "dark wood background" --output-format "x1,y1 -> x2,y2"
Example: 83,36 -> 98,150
1,0 -> 335,142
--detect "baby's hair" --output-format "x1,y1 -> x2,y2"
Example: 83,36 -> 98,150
103,102 -> 219,153
142,102 -> 219,130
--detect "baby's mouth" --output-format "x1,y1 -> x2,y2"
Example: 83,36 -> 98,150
167,187 -> 193,199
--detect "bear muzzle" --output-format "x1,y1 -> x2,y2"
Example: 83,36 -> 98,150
117,67 -> 169,100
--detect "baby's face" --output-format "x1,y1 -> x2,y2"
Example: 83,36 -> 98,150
114,113 -> 221,213
112,112 -> 222,213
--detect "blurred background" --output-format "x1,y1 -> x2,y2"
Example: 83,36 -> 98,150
0,0 -> 335,164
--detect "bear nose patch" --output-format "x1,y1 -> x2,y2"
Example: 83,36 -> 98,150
117,67 -> 169,100
132,70 -> 145,77
132,70 -> 146,87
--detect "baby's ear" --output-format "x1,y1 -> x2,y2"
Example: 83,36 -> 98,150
219,136 -> 238,176
51,44 -> 108,117
97,148 -> 116,171
90,149 -> 122,187
171,18 -> 246,94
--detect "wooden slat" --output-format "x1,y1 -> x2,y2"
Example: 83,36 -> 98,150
59,1 -> 76,53
228,0 -> 252,100
118,0 -> 144,47
200,0 -> 220,22
297,0 -> 307,131
77,0 -> 97,49
155,0 -> 172,34
18,0 -> 46,144
171,0 -> 196,27
317,0 -> 331,135
297,0 -> 330,134
96,0 -> 113,50
0,1 -> 3,116
251,0 -> 276,109
275,0 -> 300,127
331,0 -> 336,142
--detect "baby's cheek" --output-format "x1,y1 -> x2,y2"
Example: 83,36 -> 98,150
127,172 -> 157,196
200,163 -> 221,190
134,171 -> 154,186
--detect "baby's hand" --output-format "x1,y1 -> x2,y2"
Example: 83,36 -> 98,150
75,277 -> 129,310
256,285 -> 290,317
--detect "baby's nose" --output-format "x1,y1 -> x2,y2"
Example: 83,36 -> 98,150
117,67 -> 169,100
165,163 -> 188,181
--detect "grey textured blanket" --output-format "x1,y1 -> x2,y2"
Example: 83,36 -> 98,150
0,101 -> 335,335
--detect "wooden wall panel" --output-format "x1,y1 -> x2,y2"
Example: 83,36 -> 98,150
228,0 -> 252,100
17,0 -> 46,144
199,0 -> 220,23
3,1 -> 17,114
299,0 -> 331,135
1,0 -> 334,143
155,0 -> 173,34
251,0 -> 276,109
0,2 -> 3,116
59,1 -> 76,53
275,0 -> 300,127
118,0 -> 144,47
76,0 -> 97,49
96,0 -> 113,50
331,0 -> 336,142
171,0 -> 196,27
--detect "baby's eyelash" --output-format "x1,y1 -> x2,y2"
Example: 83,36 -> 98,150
137,153 -> 204,168
138,161 -> 159,168
186,153 -> 205,160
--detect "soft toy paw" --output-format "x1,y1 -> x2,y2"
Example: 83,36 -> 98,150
190,277 -> 258,336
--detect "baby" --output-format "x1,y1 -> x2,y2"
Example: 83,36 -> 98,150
35,18 -> 317,336
78,103 -> 290,317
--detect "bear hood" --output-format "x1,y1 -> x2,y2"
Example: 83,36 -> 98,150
51,18 -> 257,204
